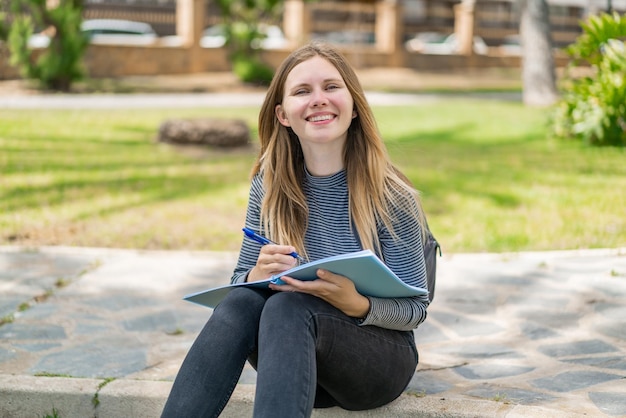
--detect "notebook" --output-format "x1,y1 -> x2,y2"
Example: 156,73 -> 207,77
184,249 -> 428,309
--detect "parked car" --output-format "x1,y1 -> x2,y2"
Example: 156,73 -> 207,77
27,19 -> 157,48
498,34 -> 522,56
200,23 -> 288,49
405,32 -> 488,55
403,31 -> 447,52
161,23 -> 288,49
311,30 -> 375,45
81,19 -> 157,45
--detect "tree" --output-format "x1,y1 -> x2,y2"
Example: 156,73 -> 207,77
215,0 -> 283,84
7,0 -> 87,91
519,0 -> 559,106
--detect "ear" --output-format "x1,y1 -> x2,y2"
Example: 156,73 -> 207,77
275,104 -> 291,127
352,110 -> 357,119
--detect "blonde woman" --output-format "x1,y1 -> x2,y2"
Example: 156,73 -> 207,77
162,41 -> 430,418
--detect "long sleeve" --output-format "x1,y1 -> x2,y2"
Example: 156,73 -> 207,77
229,170 -> 429,331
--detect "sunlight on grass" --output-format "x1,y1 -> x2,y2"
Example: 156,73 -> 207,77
1,101 -> 625,253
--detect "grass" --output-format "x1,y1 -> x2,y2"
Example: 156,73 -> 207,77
1,100 -> 625,253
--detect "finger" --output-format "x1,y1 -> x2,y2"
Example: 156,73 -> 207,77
316,269 -> 344,284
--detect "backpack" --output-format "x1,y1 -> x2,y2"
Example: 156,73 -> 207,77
423,221 -> 441,302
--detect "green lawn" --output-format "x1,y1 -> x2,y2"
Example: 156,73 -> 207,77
1,100 -> 625,253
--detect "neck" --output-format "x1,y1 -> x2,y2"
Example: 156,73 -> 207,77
303,151 -> 343,176
300,140 -> 345,177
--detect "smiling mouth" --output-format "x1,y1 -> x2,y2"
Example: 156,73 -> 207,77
307,114 -> 335,122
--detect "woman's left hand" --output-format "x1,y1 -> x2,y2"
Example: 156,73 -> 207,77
269,269 -> 370,318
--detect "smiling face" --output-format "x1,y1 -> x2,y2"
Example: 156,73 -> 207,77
275,55 -> 356,157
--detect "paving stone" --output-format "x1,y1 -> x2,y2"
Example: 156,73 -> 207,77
453,364 -> 534,380
465,385 -> 556,405
519,322 -> 559,340
19,303 -> 59,319
238,367 -> 257,385
413,321 -> 449,344
2,246 -> 626,417
0,323 -> 66,340
439,344 -> 522,359
0,297 -> 25,318
438,288 -> 499,315
596,321 -> 626,341
563,356 -> 626,371
482,274 -> 534,286
531,371 -> 623,392
121,311 -> 184,333
80,294 -> 156,311
13,343 -> 62,352
428,311 -> 504,337
594,302 -> 626,318
407,371 -> 453,395
593,282 -> 626,298
520,310 -> 581,328
537,339 -> 619,358
0,347 -> 16,363
589,392 -> 626,416
74,322 -> 114,335
506,295 -> 571,309
30,337 -> 147,378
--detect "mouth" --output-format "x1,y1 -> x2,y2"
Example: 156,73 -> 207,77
306,114 -> 335,123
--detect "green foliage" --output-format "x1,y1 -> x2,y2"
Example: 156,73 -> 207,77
7,0 -> 88,91
232,54 -> 274,84
553,12 -> 626,146
214,0 -> 282,83
0,13 -> 8,41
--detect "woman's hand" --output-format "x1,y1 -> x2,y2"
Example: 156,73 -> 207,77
269,269 -> 371,318
247,244 -> 299,283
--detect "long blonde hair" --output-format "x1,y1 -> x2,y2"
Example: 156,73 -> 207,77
253,41 -> 425,258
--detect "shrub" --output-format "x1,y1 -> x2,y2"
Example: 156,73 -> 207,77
553,12 -> 626,146
8,0 -> 88,91
214,0 -> 281,84
232,55 -> 274,85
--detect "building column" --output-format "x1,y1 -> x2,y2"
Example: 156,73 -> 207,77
176,0 -> 205,72
454,0 -> 476,56
283,0 -> 310,46
375,0 -> 404,66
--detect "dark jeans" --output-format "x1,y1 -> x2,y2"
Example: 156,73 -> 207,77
161,287 -> 418,418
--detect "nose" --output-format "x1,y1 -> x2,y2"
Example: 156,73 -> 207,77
311,88 -> 328,107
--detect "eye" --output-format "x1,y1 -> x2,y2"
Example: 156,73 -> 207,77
293,88 -> 309,95
326,84 -> 339,91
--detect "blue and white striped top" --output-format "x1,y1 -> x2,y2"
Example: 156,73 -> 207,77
231,169 -> 429,331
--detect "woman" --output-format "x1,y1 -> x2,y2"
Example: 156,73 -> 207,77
161,41 -> 430,418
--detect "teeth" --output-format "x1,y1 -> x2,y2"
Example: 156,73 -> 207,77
308,114 -> 333,122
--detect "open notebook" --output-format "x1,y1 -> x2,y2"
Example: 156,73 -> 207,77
184,249 -> 428,309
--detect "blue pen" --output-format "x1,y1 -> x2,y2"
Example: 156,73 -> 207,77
242,227 -> 305,262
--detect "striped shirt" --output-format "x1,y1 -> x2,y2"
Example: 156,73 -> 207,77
231,169 -> 429,331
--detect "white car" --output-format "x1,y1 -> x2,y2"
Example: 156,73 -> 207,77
406,32 -> 488,55
27,19 -> 157,48
81,19 -> 157,45
160,24 -> 288,49
199,24 -> 288,49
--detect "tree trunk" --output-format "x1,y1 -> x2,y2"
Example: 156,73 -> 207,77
520,0 -> 559,106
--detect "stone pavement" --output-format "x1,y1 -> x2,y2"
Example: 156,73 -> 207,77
1,245 -> 625,417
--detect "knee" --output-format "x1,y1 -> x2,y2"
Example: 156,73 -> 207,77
212,287 -> 270,324
261,292 -> 314,323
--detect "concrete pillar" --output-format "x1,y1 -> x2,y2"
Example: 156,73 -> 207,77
176,0 -> 204,48
375,0 -> 404,66
283,0 -> 311,46
454,0 -> 476,56
176,0 -> 205,72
